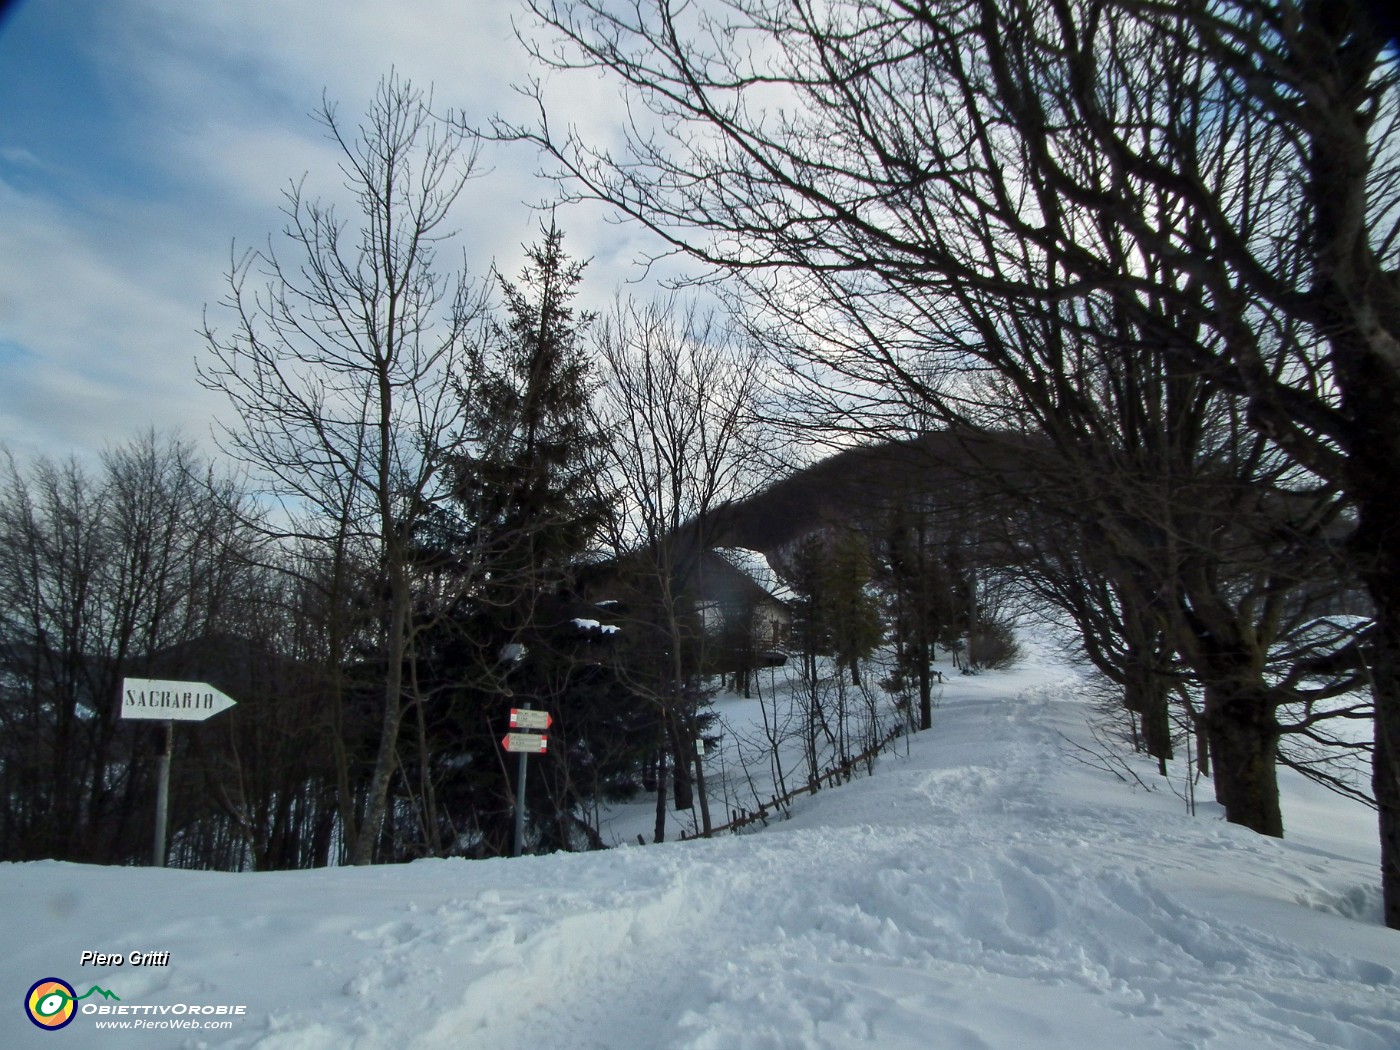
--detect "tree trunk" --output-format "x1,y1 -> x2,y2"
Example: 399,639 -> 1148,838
652,740 -> 668,844
1348,464 -> 1400,928
1194,710 -> 1210,780
691,720 -> 713,836
917,641 -> 933,732
1290,5 -> 1400,927
805,657 -> 822,791
1124,665 -> 1173,773
1368,598 -> 1400,930
350,562 -> 409,866
1203,684 -> 1282,838
670,714 -> 694,812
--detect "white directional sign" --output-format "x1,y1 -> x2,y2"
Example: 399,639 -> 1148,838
501,732 -> 549,754
509,708 -> 553,730
121,678 -> 238,722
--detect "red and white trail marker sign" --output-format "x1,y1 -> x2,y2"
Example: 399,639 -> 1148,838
502,732 -> 549,754
509,708 -> 553,730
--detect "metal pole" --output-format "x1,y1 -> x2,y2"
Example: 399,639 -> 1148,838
512,703 -> 530,857
153,720 -> 172,867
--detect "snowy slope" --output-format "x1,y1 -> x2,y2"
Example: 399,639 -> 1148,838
4,654 -> 1397,1049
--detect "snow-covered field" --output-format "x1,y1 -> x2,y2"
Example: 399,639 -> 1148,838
4,645 -> 1397,1049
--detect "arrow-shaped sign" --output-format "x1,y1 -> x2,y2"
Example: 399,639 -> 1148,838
502,732 -> 549,754
121,679 -> 238,723
509,708 -> 553,730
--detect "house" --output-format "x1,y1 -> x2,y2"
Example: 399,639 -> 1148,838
693,548 -> 793,650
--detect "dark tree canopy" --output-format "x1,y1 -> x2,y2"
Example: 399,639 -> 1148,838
514,0 -> 1400,924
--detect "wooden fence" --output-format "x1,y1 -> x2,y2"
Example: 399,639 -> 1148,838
679,722 -> 908,840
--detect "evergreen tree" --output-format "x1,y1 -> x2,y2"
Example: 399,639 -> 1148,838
822,530 -> 883,687
784,528 -> 884,784
426,222 -> 615,854
878,504 -> 963,731
787,529 -> 883,684
453,220 -> 608,615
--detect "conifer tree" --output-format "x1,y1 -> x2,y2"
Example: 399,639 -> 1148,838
822,531 -> 883,687
433,221 -> 613,854
879,505 -> 951,732
454,220 -> 607,616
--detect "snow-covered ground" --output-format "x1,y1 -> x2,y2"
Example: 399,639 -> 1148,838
4,644 -> 1397,1049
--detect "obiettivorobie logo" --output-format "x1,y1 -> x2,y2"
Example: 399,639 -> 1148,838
23,975 -> 248,1034
24,978 -> 120,1031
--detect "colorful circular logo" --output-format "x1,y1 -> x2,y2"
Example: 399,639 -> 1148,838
25,978 -> 77,1031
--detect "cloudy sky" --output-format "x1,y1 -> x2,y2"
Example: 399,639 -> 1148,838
0,0 -> 667,464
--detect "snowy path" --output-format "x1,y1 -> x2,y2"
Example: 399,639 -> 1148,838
5,670 -> 1398,1049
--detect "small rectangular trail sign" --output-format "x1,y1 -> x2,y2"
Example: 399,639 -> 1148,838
509,708 -> 552,730
502,732 -> 548,754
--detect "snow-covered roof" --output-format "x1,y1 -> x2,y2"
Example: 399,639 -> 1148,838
712,547 -> 796,603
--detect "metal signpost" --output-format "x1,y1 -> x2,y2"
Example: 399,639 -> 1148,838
502,705 -> 550,857
120,678 -> 238,867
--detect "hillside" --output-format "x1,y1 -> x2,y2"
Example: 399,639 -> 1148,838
4,641 -> 1395,1049
712,431 -> 981,556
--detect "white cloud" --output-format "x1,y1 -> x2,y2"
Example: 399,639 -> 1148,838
0,145 -> 44,168
0,0 -> 687,463
0,178 -> 231,457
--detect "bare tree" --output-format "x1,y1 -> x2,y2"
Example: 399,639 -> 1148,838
199,74 -> 489,865
590,296 -> 765,839
0,433 -> 264,865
